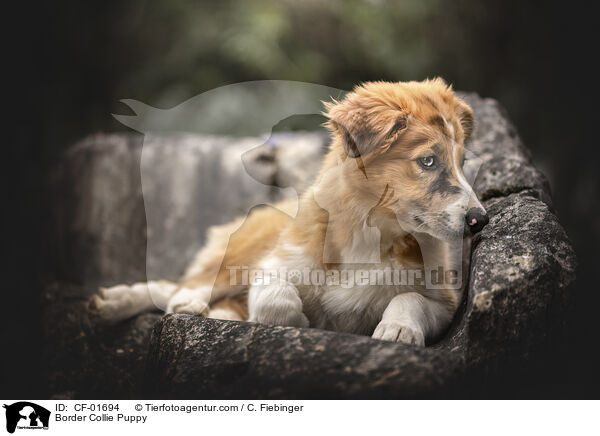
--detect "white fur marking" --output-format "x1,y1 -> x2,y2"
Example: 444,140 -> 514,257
92,280 -> 177,322
248,281 -> 309,327
166,286 -> 212,315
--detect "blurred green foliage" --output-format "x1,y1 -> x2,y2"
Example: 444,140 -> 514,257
40,0 -> 561,155
120,0 -> 443,104
41,0 -> 564,163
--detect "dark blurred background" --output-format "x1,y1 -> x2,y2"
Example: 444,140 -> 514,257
4,0 -> 598,398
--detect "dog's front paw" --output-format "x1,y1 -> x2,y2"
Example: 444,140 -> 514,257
166,287 -> 211,316
372,321 -> 425,346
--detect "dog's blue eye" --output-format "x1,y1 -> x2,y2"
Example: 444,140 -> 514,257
418,156 -> 436,169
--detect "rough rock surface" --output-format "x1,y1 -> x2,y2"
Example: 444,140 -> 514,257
42,282 -> 162,399
145,314 -> 464,399
46,93 -> 576,398
51,132 -> 326,288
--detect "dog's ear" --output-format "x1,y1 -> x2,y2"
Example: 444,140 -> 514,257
455,99 -> 474,141
323,96 -> 408,158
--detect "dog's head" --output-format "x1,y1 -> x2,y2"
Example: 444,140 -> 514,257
323,78 -> 487,241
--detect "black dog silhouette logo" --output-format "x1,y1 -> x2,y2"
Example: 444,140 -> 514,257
3,402 -> 50,433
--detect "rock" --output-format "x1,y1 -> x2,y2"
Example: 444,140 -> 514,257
145,314 -> 464,399
51,131 -> 326,289
459,93 -> 553,207
42,282 -> 162,398
50,135 -> 147,288
445,190 -> 576,362
46,92 -> 576,398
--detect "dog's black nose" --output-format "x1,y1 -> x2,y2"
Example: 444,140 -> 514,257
465,208 -> 489,234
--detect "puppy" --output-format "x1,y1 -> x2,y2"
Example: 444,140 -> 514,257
91,78 -> 488,346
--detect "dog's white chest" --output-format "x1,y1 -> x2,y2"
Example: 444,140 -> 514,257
302,262 -> 412,334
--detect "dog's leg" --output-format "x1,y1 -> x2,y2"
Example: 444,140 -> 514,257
248,280 -> 309,328
90,280 -> 178,323
372,292 -> 453,346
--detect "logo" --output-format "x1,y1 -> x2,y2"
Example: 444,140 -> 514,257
3,402 -> 50,433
